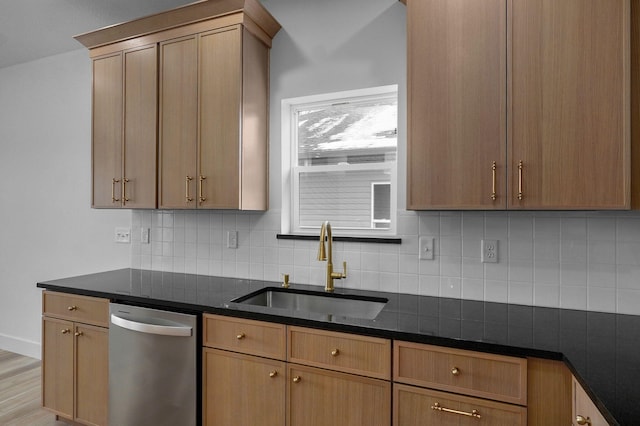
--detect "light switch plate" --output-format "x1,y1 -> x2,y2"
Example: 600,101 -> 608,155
419,236 -> 435,260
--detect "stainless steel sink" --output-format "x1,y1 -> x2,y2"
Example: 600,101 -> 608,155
229,287 -> 388,320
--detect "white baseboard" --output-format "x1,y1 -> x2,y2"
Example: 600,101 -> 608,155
0,333 -> 41,359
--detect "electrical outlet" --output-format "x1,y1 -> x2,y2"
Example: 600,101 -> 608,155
115,227 -> 131,244
141,228 -> 150,244
481,239 -> 498,263
419,236 -> 434,260
227,230 -> 238,249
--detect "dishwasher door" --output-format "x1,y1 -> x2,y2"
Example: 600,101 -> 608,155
109,303 -> 197,426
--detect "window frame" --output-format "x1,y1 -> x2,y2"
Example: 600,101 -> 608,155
281,85 -> 398,236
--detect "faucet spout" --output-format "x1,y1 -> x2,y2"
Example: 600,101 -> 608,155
317,221 -> 346,292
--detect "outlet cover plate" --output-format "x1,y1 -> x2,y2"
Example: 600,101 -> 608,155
481,239 -> 498,263
115,227 -> 131,244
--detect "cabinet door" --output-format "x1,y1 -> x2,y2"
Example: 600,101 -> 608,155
203,348 -> 285,426
394,384 -> 526,426
288,364 -> 391,426
199,26 -> 242,209
75,324 -> 108,426
407,0 -> 506,210
509,0 -> 629,209
123,45 -> 158,209
159,35 -> 198,209
92,53 -> 123,208
573,377 -> 609,426
42,317 -> 74,419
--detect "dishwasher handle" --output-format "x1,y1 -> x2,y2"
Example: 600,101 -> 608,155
111,314 -> 193,337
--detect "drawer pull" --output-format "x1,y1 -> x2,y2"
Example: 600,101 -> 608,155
431,402 -> 481,419
74,331 -> 83,337
67,305 -> 77,311
451,367 -> 460,376
576,415 -> 592,425
293,376 -> 301,383
236,333 -> 245,340
61,328 -> 71,334
331,349 -> 340,357
269,371 -> 278,378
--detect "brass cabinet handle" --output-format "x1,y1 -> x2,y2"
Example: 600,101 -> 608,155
74,331 -> 83,337
451,367 -> 460,376
185,176 -> 194,202
269,371 -> 278,378
576,415 -> 592,425
111,178 -> 120,203
331,349 -> 340,357
236,333 -> 245,340
67,306 -> 77,311
292,376 -> 301,383
199,175 -> 206,203
61,328 -> 71,334
491,161 -> 497,201
517,161 -> 524,200
122,178 -> 130,204
431,402 -> 481,419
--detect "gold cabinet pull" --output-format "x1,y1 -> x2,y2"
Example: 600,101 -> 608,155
199,175 -> 206,203
431,402 -> 481,419
451,367 -> 460,376
111,178 -> 120,203
67,305 -> 77,311
331,349 -> 340,357
61,328 -> 71,334
576,415 -> 592,425
269,371 -> 278,378
517,161 -> 524,200
122,178 -> 130,204
292,376 -> 301,383
74,331 -> 83,337
236,333 -> 245,340
185,176 -> 194,202
491,161 -> 497,201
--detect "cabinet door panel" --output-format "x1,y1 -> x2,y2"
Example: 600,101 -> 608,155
407,0 -> 506,209
123,45 -> 158,209
199,27 -> 241,209
288,364 -> 390,426
510,0 -> 629,209
393,384 -> 526,426
42,317 -> 74,419
203,348 -> 285,426
75,324 -> 108,426
159,36 -> 198,209
92,53 -> 123,208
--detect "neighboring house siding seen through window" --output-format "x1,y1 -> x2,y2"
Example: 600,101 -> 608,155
282,86 -> 398,236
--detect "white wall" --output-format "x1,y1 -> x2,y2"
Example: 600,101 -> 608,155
0,49 -> 131,357
132,0 -> 640,317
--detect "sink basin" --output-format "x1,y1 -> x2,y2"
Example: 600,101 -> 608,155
229,287 -> 388,320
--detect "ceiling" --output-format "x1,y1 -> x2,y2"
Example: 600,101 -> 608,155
0,0 -> 198,69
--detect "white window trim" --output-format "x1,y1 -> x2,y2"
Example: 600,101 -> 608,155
281,85 -> 398,236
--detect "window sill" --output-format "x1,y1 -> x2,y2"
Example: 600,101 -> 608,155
276,234 -> 402,244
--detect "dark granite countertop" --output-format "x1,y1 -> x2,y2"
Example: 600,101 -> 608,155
37,268 -> 640,425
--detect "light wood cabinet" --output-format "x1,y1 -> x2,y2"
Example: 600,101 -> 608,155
42,291 -> 109,426
92,45 -> 157,209
407,0 -> 631,210
573,377 -> 609,426
159,23 -> 270,210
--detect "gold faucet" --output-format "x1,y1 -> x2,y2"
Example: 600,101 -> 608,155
317,221 -> 347,292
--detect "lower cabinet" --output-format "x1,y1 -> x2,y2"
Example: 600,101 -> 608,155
394,384 -> 526,425
573,377 -> 609,426
42,291 -> 109,426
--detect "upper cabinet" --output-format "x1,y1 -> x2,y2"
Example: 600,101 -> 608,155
76,0 -> 280,210
407,0 -> 632,210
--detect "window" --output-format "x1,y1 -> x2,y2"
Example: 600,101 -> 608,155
281,86 -> 398,236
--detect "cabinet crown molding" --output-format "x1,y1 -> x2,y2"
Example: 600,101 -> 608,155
74,0 -> 280,49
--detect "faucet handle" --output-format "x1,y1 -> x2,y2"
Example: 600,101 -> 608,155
341,261 -> 347,278
282,274 -> 290,288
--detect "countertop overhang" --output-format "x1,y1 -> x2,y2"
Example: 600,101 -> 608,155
37,268 -> 639,425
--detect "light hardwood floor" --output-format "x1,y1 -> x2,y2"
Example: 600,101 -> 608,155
0,349 -> 68,425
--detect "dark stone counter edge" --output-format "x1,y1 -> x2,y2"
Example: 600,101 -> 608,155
36,281 -> 619,426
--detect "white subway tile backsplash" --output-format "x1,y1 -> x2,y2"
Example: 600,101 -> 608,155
129,210 -> 640,316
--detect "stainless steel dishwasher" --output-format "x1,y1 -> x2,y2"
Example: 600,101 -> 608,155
109,303 -> 197,426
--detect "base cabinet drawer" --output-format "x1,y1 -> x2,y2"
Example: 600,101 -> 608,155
393,384 -> 527,426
